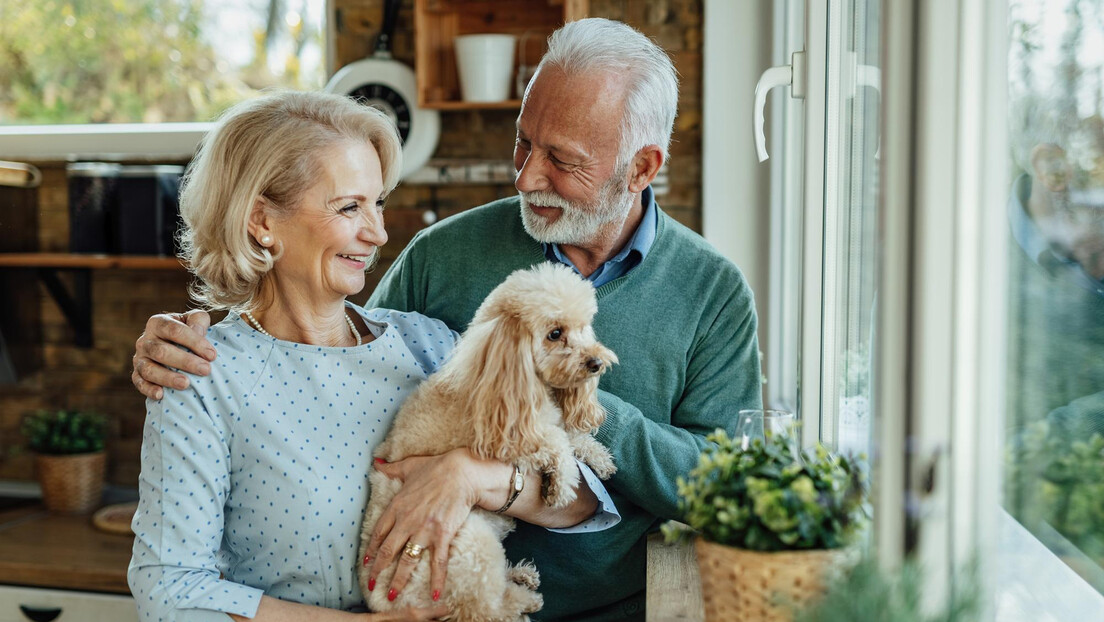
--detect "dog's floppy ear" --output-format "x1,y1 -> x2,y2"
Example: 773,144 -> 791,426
556,377 -> 606,433
455,312 -> 544,461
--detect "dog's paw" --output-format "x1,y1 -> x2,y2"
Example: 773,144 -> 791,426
522,592 -> 543,615
572,434 -> 617,479
507,561 -> 541,590
541,471 -> 578,508
588,450 -> 617,480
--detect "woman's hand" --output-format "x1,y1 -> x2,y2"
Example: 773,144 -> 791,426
363,449 -> 511,605
132,309 -> 217,399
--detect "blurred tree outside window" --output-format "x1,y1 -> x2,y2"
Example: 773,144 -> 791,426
1004,0 -> 1104,595
0,0 -> 327,125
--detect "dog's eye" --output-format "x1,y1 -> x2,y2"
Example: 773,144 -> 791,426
547,328 -> 563,342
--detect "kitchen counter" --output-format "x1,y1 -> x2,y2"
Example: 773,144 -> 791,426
646,532 -> 705,622
0,500 -> 132,594
0,496 -> 706,615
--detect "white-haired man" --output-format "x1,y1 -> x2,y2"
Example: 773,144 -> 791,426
133,18 -> 762,621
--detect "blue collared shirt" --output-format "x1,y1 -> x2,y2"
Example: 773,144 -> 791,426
543,185 -> 658,288
1009,174 -> 1104,298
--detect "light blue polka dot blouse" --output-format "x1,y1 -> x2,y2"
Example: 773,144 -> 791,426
128,304 -> 619,620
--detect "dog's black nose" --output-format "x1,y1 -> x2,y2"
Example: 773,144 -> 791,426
586,358 -> 604,373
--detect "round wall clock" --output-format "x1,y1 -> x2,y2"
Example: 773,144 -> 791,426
325,0 -> 439,179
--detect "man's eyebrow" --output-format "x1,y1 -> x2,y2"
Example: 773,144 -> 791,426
515,125 -> 588,161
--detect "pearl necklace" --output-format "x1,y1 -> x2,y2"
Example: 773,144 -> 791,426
243,309 -> 361,347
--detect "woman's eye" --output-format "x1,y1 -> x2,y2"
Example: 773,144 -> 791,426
340,203 -> 359,214
547,328 -> 563,341
375,199 -> 386,210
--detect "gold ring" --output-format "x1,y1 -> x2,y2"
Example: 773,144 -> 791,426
403,542 -> 426,559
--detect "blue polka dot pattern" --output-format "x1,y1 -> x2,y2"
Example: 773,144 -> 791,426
127,305 -> 456,619
127,303 -> 620,619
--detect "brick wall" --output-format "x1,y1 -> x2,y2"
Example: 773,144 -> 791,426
0,0 -> 703,485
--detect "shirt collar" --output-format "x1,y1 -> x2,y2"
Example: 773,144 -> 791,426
1010,174 -> 1104,295
542,185 -> 658,268
1009,174 -> 1053,267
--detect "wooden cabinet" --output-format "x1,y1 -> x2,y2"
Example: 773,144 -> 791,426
414,0 -> 588,109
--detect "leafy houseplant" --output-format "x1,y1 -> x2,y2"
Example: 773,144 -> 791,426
21,410 -> 108,514
671,428 -> 869,622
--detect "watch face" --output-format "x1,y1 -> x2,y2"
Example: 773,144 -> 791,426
348,83 -> 412,143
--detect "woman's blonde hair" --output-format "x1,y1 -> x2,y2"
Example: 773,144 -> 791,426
178,89 -> 403,310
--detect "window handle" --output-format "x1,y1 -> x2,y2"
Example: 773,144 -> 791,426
754,51 -> 806,163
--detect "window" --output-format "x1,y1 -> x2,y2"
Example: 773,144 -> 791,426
1002,0 -> 1104,596
761,0 -> 880,455
0,0 -> 330,159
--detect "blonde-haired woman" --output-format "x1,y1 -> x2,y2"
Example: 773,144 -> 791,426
127,90 -> 617,621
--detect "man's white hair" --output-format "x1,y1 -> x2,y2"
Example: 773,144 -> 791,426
534,18 -> 679,170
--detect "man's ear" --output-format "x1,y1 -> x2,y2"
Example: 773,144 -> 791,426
627,145 -> 664,193
247,198 -> 275,246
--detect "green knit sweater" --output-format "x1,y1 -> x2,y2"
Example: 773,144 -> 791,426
367,197 -> 763,621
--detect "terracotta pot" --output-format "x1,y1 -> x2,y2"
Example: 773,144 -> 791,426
695,539 -> 859,622
34,451 -> 106,514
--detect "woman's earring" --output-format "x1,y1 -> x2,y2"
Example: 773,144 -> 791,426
260,235 -> 273,246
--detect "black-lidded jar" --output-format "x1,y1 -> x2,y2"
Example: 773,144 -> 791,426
66,163 -> 121,253
115,165 -> 185,256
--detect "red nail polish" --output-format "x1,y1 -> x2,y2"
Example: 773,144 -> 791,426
362,554 -> 371,567
387,588 -> 397,602
432,589 -> 440,602
374,458 -> 386,464
368,578 -> 376,591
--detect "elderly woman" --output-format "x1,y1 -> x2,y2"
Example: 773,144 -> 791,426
128,90 -> 616,622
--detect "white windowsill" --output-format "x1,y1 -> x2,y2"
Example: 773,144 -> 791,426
996,508 -> 1104,621
0,123 -> 214,161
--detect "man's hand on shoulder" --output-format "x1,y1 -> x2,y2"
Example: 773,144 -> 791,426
132,310 -> 216,400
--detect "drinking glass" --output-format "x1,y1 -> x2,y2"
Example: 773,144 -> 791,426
735,409 -> 799,454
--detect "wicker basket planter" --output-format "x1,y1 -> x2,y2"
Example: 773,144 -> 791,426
695,539 -> 859,622
35,451 -> 106,514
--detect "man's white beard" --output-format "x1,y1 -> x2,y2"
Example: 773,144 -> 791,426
519,174 -> 635,246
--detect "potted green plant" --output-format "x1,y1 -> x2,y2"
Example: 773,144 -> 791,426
668,427 -> 869,622
21,410 -> 108,514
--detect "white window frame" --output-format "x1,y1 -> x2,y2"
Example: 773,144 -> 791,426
876,0 -> 1006,606
0,0 -> 335,162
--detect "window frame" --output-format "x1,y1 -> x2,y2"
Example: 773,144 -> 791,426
876,0 -> 1007,607
0,0 -> 335,162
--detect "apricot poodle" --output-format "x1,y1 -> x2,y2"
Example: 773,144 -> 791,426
359,263 -> 617,621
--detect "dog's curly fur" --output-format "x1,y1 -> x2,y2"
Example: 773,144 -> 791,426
358,263 -> 617,622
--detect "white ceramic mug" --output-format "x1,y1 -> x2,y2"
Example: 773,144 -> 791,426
454,34 -> 517,102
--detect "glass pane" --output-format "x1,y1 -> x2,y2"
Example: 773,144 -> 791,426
0,0 -> 327,125
766,0 -> 804,414
827,0 -> 880,457
1004,0 -> 1104,594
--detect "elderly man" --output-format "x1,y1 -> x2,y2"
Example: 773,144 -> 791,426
132,18 -> 762,621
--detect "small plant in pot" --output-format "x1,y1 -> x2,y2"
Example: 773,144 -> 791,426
21,410 -> 108,514
668,426 -> 869,622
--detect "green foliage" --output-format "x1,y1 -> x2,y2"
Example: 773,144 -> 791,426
21,410 -> 107,455
795,557 -> 981,622
1007,420 -> 1104,560
0,1 -> 324,124
673,429 -> 869,551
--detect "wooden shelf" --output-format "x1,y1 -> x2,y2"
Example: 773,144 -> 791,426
423,99 -> 522,111
414,0 -> 589,109
0,253 -> 185,270
0,254 -> 186,347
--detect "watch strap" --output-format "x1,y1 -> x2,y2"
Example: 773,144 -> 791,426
494,464 -> 524,514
